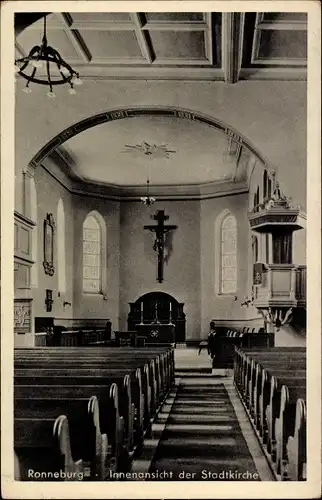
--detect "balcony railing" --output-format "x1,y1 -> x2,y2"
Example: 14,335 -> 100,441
253,264 -> 306,308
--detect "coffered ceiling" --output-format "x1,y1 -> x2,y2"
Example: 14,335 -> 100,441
16,11 -> 307,83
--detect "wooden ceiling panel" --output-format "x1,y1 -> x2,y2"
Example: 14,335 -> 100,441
257,30 -> 307,62
70,12 -> 132,23
79,30 -> 144,59
145,12 -> 205,22
241,11 -> 307,78
261,12 -> 307,23
148,31 -> 207,61
15,11 -> 307,81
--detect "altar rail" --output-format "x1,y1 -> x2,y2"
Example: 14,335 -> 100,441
35,329 -> 110,347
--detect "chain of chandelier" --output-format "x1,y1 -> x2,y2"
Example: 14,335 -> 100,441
140,179 -> 156,207
15,15 -> 82,98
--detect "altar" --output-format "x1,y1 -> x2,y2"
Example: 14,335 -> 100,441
135,323 -> 175,344
127,291 -> 186,343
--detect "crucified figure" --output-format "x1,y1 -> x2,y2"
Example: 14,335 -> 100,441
144,210 -> 177,283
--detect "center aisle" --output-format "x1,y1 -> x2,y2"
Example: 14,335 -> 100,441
130,347 -> 274,482
148,379 -> 261,481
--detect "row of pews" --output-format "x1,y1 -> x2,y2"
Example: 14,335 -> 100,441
234,346 -> 306,481
209,326 -> 273,369
14,346 -> 174,481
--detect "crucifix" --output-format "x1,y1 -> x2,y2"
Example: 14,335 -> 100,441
144,210 -> 177,283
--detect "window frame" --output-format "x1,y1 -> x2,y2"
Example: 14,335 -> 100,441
82,211 -> 106,295
215,210 -> 238,297
220,214 -> 238,295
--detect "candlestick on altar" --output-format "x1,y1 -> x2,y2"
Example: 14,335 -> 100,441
169,302 -> 173,325
139,302 -> 144,325
154,301 -> 160,324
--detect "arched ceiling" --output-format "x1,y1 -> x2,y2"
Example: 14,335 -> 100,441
54,114 -> 253,187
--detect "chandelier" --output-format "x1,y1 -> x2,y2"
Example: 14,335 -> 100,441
140,179 -> 156,207
15,15 -> 82,98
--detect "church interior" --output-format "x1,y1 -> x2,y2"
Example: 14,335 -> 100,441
11,10 -> 308,485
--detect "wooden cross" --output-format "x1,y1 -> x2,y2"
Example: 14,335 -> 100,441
144,210 -> 177,283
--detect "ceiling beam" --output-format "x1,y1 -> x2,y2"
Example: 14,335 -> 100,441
58,13 -> 92,63
222,13 -> 245,84
48,65 -> 224,80
130,13 -> 154,64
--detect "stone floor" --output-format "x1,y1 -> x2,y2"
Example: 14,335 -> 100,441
174,346 -> 212,373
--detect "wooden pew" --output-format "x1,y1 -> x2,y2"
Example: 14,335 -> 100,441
16,357 -> 154,429
14,346 -> 174,470
286,398 -> 306,481
234,348 -> 306,453
233,347 -> 306,482
234,347 -> 306,391
14,345 -> 175,389
16,359 -> 174,448
15,383 -> 125,472
14,355 -> 160,424
14,370 -> 137,453
14,414 -> 84,481
14,348 -> 173,414
242,352 -> 306,409
251,359 -> 306,422
15,362 -> 146,438
264,375 -> 306,458
15,396 -> 108,480
14,346 -> 173,397
255,367 -> 305,432
274,385 -> 306,478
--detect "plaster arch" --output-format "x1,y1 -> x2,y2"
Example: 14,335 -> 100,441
28,105 -> 272,188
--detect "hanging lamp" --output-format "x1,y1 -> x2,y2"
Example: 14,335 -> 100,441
15,14 -> 82,98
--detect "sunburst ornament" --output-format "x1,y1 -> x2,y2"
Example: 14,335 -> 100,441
123,141 -> 176,159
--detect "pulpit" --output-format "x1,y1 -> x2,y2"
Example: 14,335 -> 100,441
128,291 -> 186,343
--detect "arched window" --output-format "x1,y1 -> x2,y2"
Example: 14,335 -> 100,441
30,178 -> 38,287
57,199 -> 66,294
267,175 -> 272,199
256,186 -> 260,209
263,170 -> 268,200
82,212 -> 106,293
220,214 -> 237,294
253,192 -> 257,211
253,186 -> 260,212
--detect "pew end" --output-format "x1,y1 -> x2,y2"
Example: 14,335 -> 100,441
286,398 -> 306,481
15,415 -> 84,481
